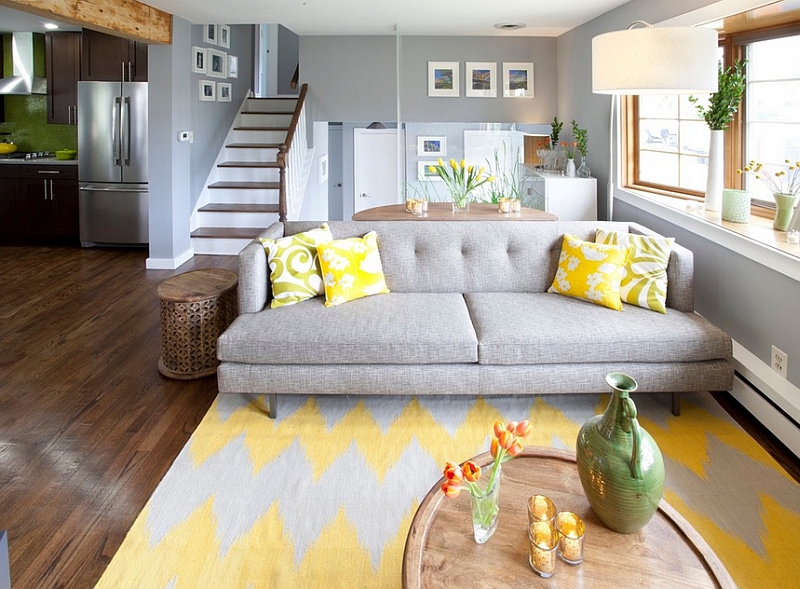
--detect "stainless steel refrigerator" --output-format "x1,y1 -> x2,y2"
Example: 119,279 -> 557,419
78,81 -> 148,246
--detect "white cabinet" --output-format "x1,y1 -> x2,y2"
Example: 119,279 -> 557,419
519,165 -> 597,221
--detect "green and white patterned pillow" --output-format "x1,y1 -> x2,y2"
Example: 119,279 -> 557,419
595,229 -> 674,314
260,223 -> 332,308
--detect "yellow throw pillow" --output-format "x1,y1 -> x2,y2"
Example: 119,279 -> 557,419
596,229 -> 675,314
260,223 -> 332,308
548,234 -> 628,311
317,231 -> 390,307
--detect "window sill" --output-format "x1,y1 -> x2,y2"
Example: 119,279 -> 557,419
616,187 -> 800,281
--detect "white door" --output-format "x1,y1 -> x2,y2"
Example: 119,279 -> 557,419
353,128 -> 401,214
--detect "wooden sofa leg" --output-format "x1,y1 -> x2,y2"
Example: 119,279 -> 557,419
671,393 -> 681,417
268,393 -> 278,419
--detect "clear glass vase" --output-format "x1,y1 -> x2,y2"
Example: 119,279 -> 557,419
577,153 -> 591,178
469,465 -> 501,543
451,192 -> 471,213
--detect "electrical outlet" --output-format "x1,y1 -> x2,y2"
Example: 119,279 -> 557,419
771,345 -> 788,378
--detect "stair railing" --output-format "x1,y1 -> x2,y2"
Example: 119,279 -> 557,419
277,83 -> 309,222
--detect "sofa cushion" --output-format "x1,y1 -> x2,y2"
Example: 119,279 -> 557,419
596,229 -> 674,314
218,293 -> 477,365
465,292 -> 732,365
548,234 -> 628,311
259,223 -> 331,308
317,231 -> 390,307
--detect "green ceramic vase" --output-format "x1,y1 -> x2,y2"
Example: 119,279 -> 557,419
772,193 -> 798,232
576,373 -> 665,534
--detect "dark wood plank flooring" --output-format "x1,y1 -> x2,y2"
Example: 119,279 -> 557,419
0,245 -> 797,589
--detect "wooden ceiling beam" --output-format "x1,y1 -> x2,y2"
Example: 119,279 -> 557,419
0,0 -> 172,44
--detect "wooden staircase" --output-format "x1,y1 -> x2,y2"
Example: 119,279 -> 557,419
191,86 -> 309,255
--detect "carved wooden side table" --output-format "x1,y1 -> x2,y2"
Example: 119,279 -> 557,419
157,268 -> 238,379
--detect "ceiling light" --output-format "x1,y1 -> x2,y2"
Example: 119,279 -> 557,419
44,23 -> 59,30
494,23 -> 526,31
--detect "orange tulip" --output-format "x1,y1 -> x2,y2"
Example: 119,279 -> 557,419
444,462 -> 463,484
490,437 -> 499,458
493,421 -> 505,438
441,481 -> 461,498
508,440 -> 524,457
515,420 -> 533,438
498,429 -> 514,451
506,421 -> 519,433
462,460 -> 481,483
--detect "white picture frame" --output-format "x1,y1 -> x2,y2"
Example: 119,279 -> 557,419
219,25 -> 231,49
503,62 -> 534,98
228,55 -> 238,79
203,24 -> 218,45
318,155 -> 329,184
428,61 -> 459,97
208,49 -> 227,78
217,82 -> 232,102
418,161 -> 444,181
199,79 -> 215,101
191,46 -> 207,74
417,136 -> 447,157
465,62 -> 497,98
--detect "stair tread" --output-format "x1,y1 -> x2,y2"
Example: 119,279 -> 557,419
208,181 -> 281,189
233,126 -> 289,131
218,160 -> 280,168
199,203 -> 279,213
242,111 -> 294,115
225,143 -> 282,148
192,227 -> 268,239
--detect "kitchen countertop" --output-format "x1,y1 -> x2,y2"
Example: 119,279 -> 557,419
0,157 -> 79,165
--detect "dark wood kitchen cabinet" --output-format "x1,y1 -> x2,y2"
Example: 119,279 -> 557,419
0,165 -> 22,242
18,165 -> 80,243
46,32 -> 82,125
81,29 -> 148,82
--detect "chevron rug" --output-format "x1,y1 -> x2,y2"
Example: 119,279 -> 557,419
94,392 -> 800,589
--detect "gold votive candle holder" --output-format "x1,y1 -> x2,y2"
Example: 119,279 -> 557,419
528,520 -> 559,577
498,198 -> 511,213
527,494 -> 557,525
555,511 -> 585,564
510,199 -> 521,213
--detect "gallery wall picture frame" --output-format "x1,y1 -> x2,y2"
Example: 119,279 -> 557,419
318,154 -> 329,183
465,62 -> 497,98
417,136 -> 447,157
192,46 -> 207,74
217,82 -> 232,102
503,62 -> 534,98
203,24 -> 217,45
208,49 -> 228,78
200,80 -> 216,101
228,55 -> 238,78
428,61 -> 459,97
418,161 -> 444,181
219,25 -> 231,49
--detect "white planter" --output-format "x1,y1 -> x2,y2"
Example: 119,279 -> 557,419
565,158 -> 577,177
705,130 -> 724,212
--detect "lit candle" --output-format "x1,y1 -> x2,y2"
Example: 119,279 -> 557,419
527,494 -> 556,524
787,231 -> 799,244
528,521 -> 558,577
498,198 -> 511,213
556,511 -> 585,565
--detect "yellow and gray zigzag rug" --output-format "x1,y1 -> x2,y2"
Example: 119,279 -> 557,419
95,392 -> 800,588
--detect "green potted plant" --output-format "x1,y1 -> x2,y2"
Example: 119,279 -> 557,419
689,60 -> 746,212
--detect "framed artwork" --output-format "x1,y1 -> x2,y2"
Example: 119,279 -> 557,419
428,61 -> 459,97
199,80 -> 215,101
208,49 -> 227,78
191,46 -> 207,74
465,62 -> 497,98
203,24 -> 217,45
503,62 -> 534,98
318,155 -> 329,183
228,55 -> 238,78
417,136 -> 447,157
219,25 -> 231,49
217,82 -> 232,102
418,161 -> 443,181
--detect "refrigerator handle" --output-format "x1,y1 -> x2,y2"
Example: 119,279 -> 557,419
122,96 -> 132,166
112,96 -> 122,166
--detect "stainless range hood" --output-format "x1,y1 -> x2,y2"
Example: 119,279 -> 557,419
0,32 -> 47,95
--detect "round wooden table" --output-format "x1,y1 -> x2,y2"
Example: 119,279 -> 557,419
403,447 -> 737,589
157,268 -> 238,379
352,203 -> 557,221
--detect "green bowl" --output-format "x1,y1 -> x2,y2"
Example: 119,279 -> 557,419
55,149 -> 77,160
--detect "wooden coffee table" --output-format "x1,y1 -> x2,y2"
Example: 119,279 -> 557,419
403,447 -> 737,589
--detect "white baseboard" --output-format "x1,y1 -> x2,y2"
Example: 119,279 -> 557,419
145,247 -> 194,270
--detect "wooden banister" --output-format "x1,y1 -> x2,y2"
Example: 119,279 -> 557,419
277,83 -> 308,223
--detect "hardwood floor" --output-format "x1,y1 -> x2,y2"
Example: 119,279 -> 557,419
0,245 -> 798,589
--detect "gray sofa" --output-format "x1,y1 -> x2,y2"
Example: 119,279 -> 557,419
217,221 -> 733,418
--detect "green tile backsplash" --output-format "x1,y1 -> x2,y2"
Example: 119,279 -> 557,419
0,33 -> 78,152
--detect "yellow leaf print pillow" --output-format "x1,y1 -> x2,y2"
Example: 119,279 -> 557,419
317,231 -> 390,307
548,234 -> 628,311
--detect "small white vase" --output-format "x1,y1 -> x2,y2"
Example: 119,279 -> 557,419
705,130 -> 724,212
565,158 -> 577,177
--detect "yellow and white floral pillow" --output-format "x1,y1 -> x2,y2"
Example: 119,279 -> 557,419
548,234 -> 628,311
260,223 -> 332,308
317,231 -> 390,307
596,229 -> 674,314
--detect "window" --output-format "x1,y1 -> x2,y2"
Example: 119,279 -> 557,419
628,16 -> 800,214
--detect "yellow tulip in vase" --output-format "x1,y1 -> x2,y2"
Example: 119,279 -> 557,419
428,158 -> 494,212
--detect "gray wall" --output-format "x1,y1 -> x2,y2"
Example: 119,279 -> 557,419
278,25 -> 300,95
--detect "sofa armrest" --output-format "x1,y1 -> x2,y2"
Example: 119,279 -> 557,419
238,222 -> 285,314
628,222 -> 694,313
